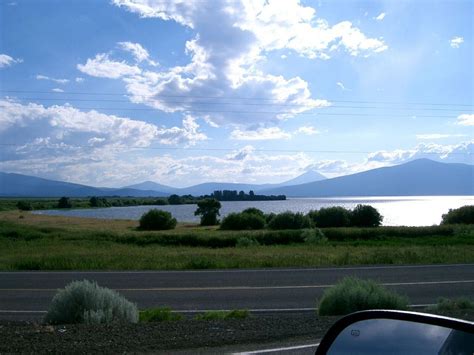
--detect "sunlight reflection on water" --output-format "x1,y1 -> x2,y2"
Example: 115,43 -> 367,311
33,196 -> 474,226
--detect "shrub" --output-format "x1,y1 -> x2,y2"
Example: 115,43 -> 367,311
309,207 -> 351,228
441,205 -> 474,225
139,307 -> 183,322
194,309 -> 249,320
139,209 -> 177,230
16,201 -> 33,211
264,212 -> 276,224
267,211 -> 312,230
350,204 -> 383,227
89,196 -> 110,208
241,208 -> 265,218
44,280 -> 138,324
220,212 -> 265,230
302,228 -> 328,244
236,236 -> 260,247
168,194 -> 183,205
318,277 -> 408,316
194,198 -> 221,226
57,197 -> 72,209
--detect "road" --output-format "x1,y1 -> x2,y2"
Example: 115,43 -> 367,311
1,264 -> 474,320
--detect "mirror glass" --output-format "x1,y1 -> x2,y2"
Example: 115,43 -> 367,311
327,318 -> 474,354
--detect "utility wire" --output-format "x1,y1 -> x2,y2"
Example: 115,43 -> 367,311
2,96 -> 470,112
0,143 -> 471,155
1,90 -> 472,107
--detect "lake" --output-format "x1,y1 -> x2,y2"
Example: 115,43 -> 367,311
33,196 -> 473,226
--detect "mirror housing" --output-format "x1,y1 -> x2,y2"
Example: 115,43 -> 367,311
316,310 -> 474,354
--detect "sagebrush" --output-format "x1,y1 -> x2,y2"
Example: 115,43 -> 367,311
44,280 -> 138,324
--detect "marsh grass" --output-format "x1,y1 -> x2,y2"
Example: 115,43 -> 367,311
1,212 -> 473,270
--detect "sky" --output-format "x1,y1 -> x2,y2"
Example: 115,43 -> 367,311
0,0 -> 472,188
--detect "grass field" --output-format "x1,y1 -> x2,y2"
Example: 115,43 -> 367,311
1,211 -> 473,270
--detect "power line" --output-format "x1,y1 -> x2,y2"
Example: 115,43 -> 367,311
1,89 -> 472,107
2,96 -> 470,112
0,143 -> 471,156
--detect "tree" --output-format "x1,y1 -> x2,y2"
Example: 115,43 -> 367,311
58,197 -> 72,209
441,205 -> 474,225
194,198 -> 221,226
309,207 -> 351,228
139,209 -> 177,230
168,194 -> 182,205
350,204 -> 383,227
89,196 -> 109,207
17,201 -> 33,211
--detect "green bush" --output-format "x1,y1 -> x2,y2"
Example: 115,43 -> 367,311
194,309 -> 249,320
267,211 -> 312,230
44,280 -> 138,324
194,198 -> 221,226
89,196 -> 110,207
350,204 -> 383,227
139,209 -> 177,230
318,277 -> 408,316
441,206 -> 474,225
139,307 -> 183,322
220,212 -> 265,230
241,208 -> 265,218
302,228 -> 328,244
236,236 -> 260,247
16,201 -> 33,211
309,207 -> 351,228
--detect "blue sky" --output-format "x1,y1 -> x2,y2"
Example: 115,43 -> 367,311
0,0 -> 472,187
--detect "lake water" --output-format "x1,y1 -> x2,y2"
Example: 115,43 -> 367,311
33,196 -> 473,226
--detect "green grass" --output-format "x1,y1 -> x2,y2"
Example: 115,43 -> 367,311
0,212 -> 473,270
194,309 -> 249,320
428,298 -> 474,312
318,277 -> 409,316
139,307 -> 183,322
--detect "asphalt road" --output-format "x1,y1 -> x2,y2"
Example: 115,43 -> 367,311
1,263 -> 474,320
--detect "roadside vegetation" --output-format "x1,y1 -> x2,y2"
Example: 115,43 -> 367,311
427,297 -> 474,312
44,280 -> 139,324
139,307 -> 184,322
317,277 -> 408,316
194,310 -> 249,320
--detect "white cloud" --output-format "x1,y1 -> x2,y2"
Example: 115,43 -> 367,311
374,12 -> 386,21
76,0 -> 384,128
226,145 -> 255,161
75,77 -> 85,83
230,127 -> 291,140
0,54 -> 22,68
457,114 -> 474,126
336,81 -> 349,91
51,88 -> 64,93
416,133 -> 467,140
450,36 -> 464,48
77,53 -> 142,79
295,126 -> 319,135
36,75 -> 69,84
0,99 -> 207,152
118,41 -> 159,66
367,141 -> 474,165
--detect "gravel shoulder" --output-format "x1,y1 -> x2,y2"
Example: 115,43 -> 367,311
1,310 -> 473,354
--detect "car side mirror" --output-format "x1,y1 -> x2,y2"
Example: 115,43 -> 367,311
316,310 -> 474,354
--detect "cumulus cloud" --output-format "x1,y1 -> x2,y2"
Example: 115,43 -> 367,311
367,141 -> 473,165
226,145 -> 255,161
0,99 -> 207,158
77,53 -> 142,79
457,114 -> 474,126
230,127 -> 291,140
118,41 -> 159,66
450,36 -> 464,48
77,0 -> 385,128
36,75 -> 69,84
0,54 -> 22,68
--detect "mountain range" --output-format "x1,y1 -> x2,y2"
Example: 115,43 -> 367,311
0,159 -> 472,197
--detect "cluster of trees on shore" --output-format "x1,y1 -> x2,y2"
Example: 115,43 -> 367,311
139,199 -> 385,231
